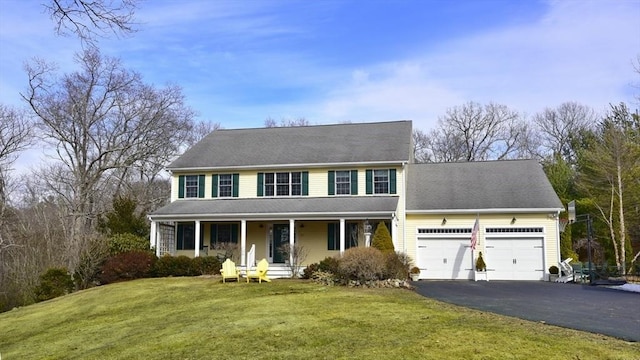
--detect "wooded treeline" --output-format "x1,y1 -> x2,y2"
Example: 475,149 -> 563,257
1,1 -> 638,311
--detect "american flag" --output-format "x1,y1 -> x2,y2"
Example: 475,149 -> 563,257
470,216 -> 479,250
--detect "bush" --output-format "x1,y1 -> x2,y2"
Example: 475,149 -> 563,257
108,233 -> 151,256
100,251 -> 157,284
371,222 -> 394,253
153,255 -> 199,277
337,247 -> 386,283
301,262 -> 319,279
549,265 -> 559,275
318,256 -> 340,274
192,256 -> 221,275
476,252 -> 487,271
384,252 -> 411,279
34,268 -> 74,302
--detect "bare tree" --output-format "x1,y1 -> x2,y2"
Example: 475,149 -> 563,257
533,102 -> 598,162
43,0 -> 139,45
419,102 -> 532,162
0,105 -> 33,269
264,117 -> 310,128
21,48 -> 195,272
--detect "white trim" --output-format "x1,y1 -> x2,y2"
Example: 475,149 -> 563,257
406,208 -> 564,214
149,211 -> 395,222
168,160 -> 406,172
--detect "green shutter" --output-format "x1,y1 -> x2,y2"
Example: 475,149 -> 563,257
178,175 -> 185,198
351,170 -> 358,195
210,224 -> 217,245
232,173 -> 239,197
389,169 -> 397,194
365,169 -> 373,194
301,171 -> 308,196
327,223 -> 336,250
212,174 -> 218,198
328,171 -> 335,195
231,223 -> 239,244
177,224 -> 184,249
257,173 -> 264,197
200,223 -> 204,250
198,174 -> 205,198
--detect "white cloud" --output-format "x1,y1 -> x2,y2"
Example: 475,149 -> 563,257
302,0 -> 639,130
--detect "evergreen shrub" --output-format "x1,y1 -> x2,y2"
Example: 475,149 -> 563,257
371,222 -> 394,253
153,255 -> 199,277
34,268 -> 75,302
192,256 -> 221,275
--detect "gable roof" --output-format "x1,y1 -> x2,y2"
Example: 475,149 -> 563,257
168,120 -> 413,170
406,160 -> 564,212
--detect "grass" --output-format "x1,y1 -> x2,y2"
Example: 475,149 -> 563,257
0,277 -> 638,360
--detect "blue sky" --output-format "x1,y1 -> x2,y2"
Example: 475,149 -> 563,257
1,0 -> 639,134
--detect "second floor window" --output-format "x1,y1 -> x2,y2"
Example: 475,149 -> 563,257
212,173 -> 238,198
328,170 -> 358,195
365,169 -> 396,195
258,171 -> 308,197
178,174 -> 205,198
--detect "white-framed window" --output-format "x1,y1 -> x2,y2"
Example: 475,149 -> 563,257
373,169 -> 389,194
218,174 -> 233,197
335,170 -> 351,195
263,172 -> 303,196
185,175 -> 200,198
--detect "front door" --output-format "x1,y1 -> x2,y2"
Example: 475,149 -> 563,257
272,224 -> 289,263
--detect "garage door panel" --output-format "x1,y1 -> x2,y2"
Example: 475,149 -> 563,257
417,238 -> 473,280
486,238 -> 544,281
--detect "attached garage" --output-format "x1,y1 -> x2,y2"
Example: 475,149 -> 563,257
416,228 -> 474,280
484,227 -> 545,281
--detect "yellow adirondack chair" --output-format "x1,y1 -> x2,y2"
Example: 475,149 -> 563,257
220,258 -> 240,282
247,258 -> 271,283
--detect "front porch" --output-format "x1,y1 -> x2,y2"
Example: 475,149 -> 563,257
149,218 -> 395,278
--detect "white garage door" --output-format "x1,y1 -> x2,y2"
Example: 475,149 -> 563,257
485,238 -> 544,280
417,238 -> 473,280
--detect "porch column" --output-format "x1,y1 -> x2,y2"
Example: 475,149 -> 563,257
240,220 -> 247,267
289,219 -> 295,264
339,218 -> 346,255
194,220 -> 201,257
149,220 -> 158,256
391,214 -> 398,250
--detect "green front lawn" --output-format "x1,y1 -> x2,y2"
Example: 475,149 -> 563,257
0,278 -> 637,359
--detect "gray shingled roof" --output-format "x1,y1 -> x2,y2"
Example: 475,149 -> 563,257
168,121 -> 413,169
150,196 -> 399,219
406,160 -> 563,211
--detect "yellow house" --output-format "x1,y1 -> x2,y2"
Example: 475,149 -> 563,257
148,121 -> 564,280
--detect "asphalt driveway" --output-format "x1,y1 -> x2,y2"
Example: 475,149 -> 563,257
413,280 -> 640,342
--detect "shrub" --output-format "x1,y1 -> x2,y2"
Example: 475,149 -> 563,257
318,256 -> 340,274
192,256 -> 221,275
371,222 -> 394,253
153,255 -> 199,277
337,247 -> 385,283
34,268 -> 74,302
549,265 -> 559,275
383,252 -> 411,279
100,251 -> 157,284
108,233 -> 151,256
476,252 -> 487,271
301,262 -> 319,279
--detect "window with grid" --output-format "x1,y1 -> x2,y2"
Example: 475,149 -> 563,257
185,175 -> 199,198
373,169 -> 389,194
276,172 -> 290,196
335,170 -> 351,195
218,174 -> 232,197
262,172 -> 303,196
